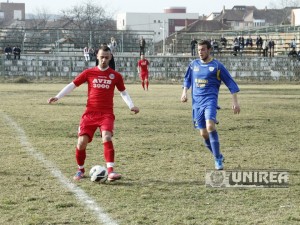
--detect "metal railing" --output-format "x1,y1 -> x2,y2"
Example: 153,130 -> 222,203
1,25 -> 300,56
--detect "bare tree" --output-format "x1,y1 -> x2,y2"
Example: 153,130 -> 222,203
61,0 -> 115,48
27,8 -> 53,29
24,8 -> 54,51
269,0 -> 300,24
270,0 -> 300,8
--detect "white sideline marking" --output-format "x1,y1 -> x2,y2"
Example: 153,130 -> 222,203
1,113 -> 118,225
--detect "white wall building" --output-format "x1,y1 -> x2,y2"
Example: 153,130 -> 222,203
117,7 -> 199,42
206,13 -> 220,21
291,9 -> 300,26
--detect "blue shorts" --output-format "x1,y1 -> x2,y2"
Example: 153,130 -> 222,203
192,102 -> 218,129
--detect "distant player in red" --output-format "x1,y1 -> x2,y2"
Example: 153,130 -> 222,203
137,54 -> 150,90
48,45 -> 139,182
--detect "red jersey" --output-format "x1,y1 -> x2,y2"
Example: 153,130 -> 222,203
73,67 -> 125,113
138,59 -> 149,75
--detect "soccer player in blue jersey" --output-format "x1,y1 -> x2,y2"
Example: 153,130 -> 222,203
181,39 -> 240,170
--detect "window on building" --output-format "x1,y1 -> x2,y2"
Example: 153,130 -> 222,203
154,20 -> 156,23
14,10 -> 22,20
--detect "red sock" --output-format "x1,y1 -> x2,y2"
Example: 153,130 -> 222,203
103,141 -> 114,173
146,81 -> 149,90
107,167 -> 113,174
75,148 -> 86,173
141,81 -> 145,90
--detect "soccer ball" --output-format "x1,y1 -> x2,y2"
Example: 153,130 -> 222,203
89,165 -> 108,183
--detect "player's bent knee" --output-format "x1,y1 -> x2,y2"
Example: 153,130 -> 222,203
102,131 -> 112,142
206,126 -> 216,133
102,136 -> 112,142
77,135 -> 89,150
206,121 -> 216,132
77,141 -> 88,150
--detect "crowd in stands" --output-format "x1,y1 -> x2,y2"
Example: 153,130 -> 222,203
188,34 -> 300,59
217,35 -> 276,57
3,34 -> 299,60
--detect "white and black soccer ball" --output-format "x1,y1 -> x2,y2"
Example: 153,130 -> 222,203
89,165 -> 108,183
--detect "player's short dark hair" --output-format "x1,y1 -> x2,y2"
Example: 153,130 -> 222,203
99,44 -> 111,52
198,40 -> 212,49
99,43 -> 111,52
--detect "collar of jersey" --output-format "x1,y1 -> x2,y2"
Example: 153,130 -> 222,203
200,57 -> 214,64
97,66 -> 109,71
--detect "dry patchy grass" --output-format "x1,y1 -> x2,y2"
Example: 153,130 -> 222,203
0,83 -> 299,225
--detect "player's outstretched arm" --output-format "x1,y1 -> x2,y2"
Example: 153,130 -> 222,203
120,90 -> 139,114
47,82 -> 76,104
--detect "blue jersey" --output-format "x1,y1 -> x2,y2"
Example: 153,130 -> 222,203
183,58 -> 240,109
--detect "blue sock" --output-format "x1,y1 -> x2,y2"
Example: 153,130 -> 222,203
204,138 -> 213,153
209,130 -> 221,159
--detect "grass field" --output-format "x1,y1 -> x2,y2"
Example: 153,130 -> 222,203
0,83 -> 299,225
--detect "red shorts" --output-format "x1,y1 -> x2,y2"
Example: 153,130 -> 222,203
78,111 -> 115,142
139,73 -> 149,80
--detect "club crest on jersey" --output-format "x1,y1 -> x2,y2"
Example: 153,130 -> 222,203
193,66 -> 200,72
109,74 -> 115,79
209,67 -> 215,72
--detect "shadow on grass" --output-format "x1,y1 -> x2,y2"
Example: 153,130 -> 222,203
102,179 -> 205,187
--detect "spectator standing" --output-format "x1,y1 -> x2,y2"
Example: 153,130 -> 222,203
262,39 -> 269,57
190,37 -> 198,56
256,35 -> 263,56
233,37 -> 240,56
256,35 -> 263,49
238,36 -> 245,51
110,37 -> 117,54
139,36 -> 146,56
211,39 -> 219,56
245,36 -> 253,47
83,47 -> 89,61
88,47 -> 94,61
290,39 -> 296,49
268,39 -> 275,57
220,35 -> 227,49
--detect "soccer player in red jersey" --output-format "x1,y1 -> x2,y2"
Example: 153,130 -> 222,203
137,54 -> 150,90
48,45 -> 139,181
